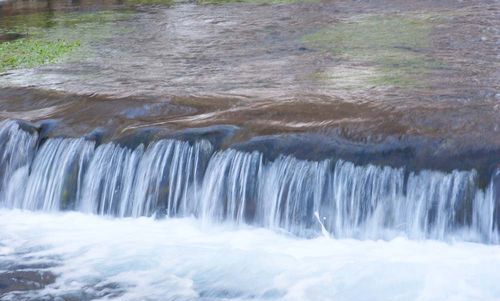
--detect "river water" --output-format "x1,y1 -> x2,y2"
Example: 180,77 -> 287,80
1,210 -> 500,301
0,0 -> 499,299
0,118 -> 499,300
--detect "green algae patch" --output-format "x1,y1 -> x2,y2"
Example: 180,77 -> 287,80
302,14 -> 445,88
303,16 -> 432,55
0,10 -> 132,73
0,39 -> 80,73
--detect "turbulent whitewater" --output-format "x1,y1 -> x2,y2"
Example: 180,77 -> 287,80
2,210 -> 500,301
0,119 -> 498,243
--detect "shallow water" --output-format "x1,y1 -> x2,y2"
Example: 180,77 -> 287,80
1,210 -> 500,301
0,0 -> 498,145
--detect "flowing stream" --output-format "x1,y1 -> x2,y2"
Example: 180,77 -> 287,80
1,210 -> 500,301
1,0 -> 499,298
1,119 -> 498,244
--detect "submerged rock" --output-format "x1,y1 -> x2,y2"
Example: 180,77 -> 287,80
0,270 -> 55,295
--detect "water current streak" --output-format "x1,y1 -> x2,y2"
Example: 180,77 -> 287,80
0,120 -> 498,243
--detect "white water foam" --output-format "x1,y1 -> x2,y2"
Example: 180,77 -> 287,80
1,210 -> 499,301
1,120 -> 498,243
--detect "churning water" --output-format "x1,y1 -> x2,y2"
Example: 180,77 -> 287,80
0,119 -> 499,300
1,210 -> 500,301
0,119 -> 498,243
1,0 -> 499,298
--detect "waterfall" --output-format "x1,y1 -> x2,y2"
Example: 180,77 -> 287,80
199,149 -> 262,224
258,155 -> 331,236
3,137 -> 95,211
0,120 -> 38,202
78,139 -> 213,217
0,120 -> 498,243
78,143 -> 144,216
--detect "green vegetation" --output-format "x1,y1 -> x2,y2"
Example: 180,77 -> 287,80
302,14 -> 445,88
0,39 -> 80,72
0,10 -> 131,73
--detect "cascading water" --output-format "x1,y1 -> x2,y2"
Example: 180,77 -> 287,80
0,120 -> 38,201
22,138 -> 95,211
78,142 -> 144,216
199,149 -> 263,224
78,139 -> 212,217
0,119 -> 498,243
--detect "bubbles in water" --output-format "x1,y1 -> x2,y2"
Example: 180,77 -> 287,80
1,210 -> 499,301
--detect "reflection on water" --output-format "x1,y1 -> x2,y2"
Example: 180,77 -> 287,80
0,0 -> 497,99
0,0 -> 497,101
0,0 -> 124,17
0,0 -> 498,165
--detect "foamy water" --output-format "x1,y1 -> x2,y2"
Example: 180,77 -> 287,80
1,210 -> 499,301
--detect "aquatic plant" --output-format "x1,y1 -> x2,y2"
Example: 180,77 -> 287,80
302,14 -> 445,88
0,39 -> 80,73
0,11 -> 131,73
